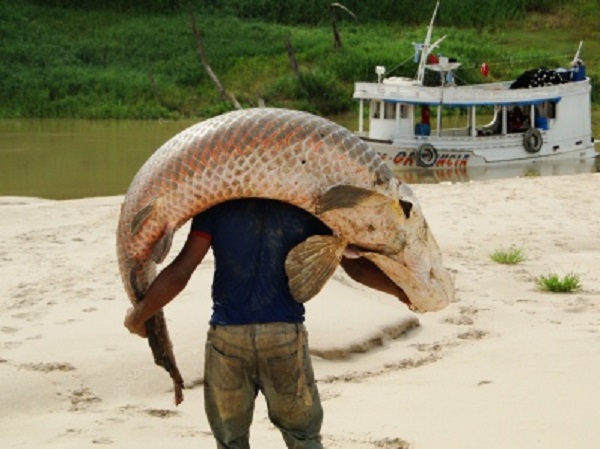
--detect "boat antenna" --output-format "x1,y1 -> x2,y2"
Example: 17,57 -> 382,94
571,41 -> 583,65
416,1 -> 443,85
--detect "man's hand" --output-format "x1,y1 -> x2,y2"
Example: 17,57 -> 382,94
124,306 -> 148,338
122,231 -> 211,339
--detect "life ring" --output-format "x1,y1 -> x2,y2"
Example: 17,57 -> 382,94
523,128 -> 543,153
416,143 -> 438,167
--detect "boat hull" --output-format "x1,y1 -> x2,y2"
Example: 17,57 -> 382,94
364,137 -> 597,170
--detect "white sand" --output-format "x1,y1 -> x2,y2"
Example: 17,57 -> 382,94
1,173 -> 599,449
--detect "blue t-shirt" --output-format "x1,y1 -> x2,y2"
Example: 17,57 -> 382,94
191,199 -> 331,325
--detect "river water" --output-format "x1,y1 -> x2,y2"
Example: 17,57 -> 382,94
0,118 -> 598,200
0,119 -> 197,200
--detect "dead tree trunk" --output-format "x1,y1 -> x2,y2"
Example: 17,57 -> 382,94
188,9 -> 242,110
284,34 -> 301,82
329,3 -> 357,50
331,11 -> 342,49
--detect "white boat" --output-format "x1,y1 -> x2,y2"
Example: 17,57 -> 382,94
353,1 -> 597,170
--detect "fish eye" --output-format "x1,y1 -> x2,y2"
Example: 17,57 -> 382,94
399,200 -> 413,219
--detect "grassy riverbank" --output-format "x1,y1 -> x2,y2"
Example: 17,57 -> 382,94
1,2 -> 598,123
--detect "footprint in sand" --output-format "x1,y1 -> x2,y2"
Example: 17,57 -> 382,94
144,408 -> 180,418
3,340 -> 23,349
19,362 -> 76,373
443,305 -> 479,326
325,435 -> 410,449
564,297 -> 593,314
26,334 -> 42,340
68,387 -> 101,411
444,315 -> 474,326
457,329 -> 488,340
372,437 -> 410,449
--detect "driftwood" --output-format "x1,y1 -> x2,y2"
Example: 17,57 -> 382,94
188,9 -> 242,110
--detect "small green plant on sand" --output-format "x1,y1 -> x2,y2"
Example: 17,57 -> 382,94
522,168 -> 541,177
490,247 -> 525,265
536,273 -> 582,293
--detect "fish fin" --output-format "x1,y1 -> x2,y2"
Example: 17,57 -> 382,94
131,200 -> 156,234
285,235 -> 346,303
152,228 -> 174,264
316,185 -> 392,214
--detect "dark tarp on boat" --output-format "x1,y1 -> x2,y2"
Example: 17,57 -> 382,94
510,68 -> 567,89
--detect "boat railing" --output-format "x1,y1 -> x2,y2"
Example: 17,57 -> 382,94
439,128 -> 471,137
393,131 -> 529,147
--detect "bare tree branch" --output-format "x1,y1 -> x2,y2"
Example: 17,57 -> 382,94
329,3 -> 357,49
188,8 -> 242,110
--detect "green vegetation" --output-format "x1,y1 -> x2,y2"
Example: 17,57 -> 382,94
490,247 -> 526,265
1,1 -> 598,120
536,272 -> 582,293
25,0 -> 561,25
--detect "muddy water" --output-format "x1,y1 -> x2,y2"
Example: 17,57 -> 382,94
0,118 -> 597,200
0,119 -> 197,200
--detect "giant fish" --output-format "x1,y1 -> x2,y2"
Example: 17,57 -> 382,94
116,108 -> 454,404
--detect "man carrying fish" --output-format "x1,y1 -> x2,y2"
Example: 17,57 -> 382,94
118,108 -> 453,448
125,197 -> 409,449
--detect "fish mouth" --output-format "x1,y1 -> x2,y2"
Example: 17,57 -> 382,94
342,246 -> 413,308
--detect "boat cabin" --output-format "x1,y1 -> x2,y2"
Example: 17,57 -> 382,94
356,83 -> 565,142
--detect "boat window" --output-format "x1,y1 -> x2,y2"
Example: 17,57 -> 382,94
546,101 -> 557,119
475,105 -> 501,136
400,104 -> 409,119
533,102 -> 555,130
384,102 -> 396,119
508,106 -> 527,133
371,101 -> 381,118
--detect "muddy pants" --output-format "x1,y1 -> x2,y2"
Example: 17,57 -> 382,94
204,322 -> 323,449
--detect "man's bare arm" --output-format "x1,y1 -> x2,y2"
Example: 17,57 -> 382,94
124,233 -> 211,337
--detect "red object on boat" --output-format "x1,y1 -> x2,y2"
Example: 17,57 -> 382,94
480,62 -> 489,77
427,53 -> 439,64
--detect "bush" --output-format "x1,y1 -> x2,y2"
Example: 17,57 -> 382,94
536,273 -> 582,293
490,247 -> 526,264
265,70 -> 351,115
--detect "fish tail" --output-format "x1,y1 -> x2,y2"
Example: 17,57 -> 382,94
146,310 -> 185,405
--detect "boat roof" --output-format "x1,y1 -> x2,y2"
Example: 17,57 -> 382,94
352,79 -> 592,107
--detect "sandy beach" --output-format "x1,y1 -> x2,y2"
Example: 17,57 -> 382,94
1,172 -> 599,449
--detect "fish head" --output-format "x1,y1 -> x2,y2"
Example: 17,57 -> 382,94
368,181 -> 453,312
316,180 -> 454,312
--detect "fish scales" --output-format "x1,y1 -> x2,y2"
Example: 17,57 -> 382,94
117,108 -> 453,405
